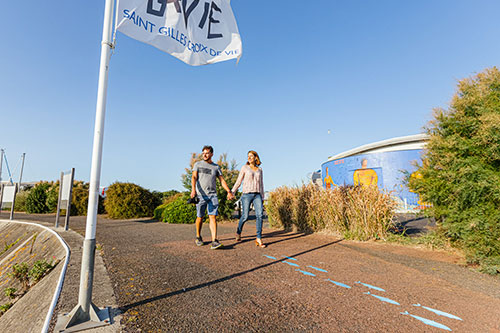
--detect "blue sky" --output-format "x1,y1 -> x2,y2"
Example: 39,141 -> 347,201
1,1 -> 499,192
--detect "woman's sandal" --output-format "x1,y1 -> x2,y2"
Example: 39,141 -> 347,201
235,233 -> 241,242
255,239 -> 266,248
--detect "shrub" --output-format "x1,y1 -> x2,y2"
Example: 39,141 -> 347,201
409,67 -> 500,274
71,185 -> 105,216
162,190 -> 180,200
4,288 -> 17,300
104,182 -> 161,219
181,152 -> 240,220
45,183 -> 59,213
28,260 -> 54,283
0,303 -> 12,316
9,263 -> 29,291
266,184 -> 396,240
154,192 -> 183,220
13,190 -> 30,212
34,180 -> 105,216
25,183 -> 50,214
157,193 -> 197,224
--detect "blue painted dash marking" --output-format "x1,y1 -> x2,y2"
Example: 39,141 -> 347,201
413,304 -> 462,321
364,292 -> 400,305
263,255 -> 276,260
325,278 -> 351,289
282,256 -> 297,261
295,269 -> 316,277
401,311 -> 452,331
307,265 -> 328,273
283,261 -> 299,267
355,281 -> 386,292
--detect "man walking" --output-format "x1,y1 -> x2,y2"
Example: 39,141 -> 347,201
191,145 -> 235,249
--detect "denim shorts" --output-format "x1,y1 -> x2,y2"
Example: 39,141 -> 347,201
196,195 -> 219,217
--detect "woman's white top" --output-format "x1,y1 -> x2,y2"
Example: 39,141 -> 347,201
231,164 -> 264,198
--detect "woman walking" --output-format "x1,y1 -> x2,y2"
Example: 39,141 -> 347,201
231,150 -> 266,247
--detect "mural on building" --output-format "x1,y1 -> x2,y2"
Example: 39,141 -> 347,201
353,159 -> 379,188
321,149 -> 429,211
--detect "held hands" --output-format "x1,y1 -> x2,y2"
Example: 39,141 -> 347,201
227,191 -> 235,200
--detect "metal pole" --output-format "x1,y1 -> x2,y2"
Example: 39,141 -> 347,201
10,183 -> 17,220
18,153 -> 25,191
81,0 -> 114,316
64,168 -> 75,231
55,171 -> 64,228
59,0 -> 114,329
0,149 -> 4,185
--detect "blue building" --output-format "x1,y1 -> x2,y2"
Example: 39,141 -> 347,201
321,134 -> 429,211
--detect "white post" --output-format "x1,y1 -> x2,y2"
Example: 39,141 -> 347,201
59,0 -> 114,329
82,0 -> 115,316
0,149 -> 4,185
18,153 -> 25,191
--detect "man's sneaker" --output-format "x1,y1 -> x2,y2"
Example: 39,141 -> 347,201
195,237 -> 203,246
210,240 -> 223,250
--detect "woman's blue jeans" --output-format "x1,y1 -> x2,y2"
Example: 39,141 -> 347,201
237,193 -> 264,239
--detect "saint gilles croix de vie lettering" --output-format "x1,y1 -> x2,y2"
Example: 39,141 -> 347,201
122,0 -> 227,39
121,1 -> 237,56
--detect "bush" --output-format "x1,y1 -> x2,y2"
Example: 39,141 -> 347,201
181,152 -> 240,220
28,260 -> 54,283
266,184 -> 396,241
409,67 -> 500,274
157,193 -> 197,223
0,303 -> 12,316
13,190 -> 30,212
71,185 -> 105,216
104,182 -> 161,219
154,192 -> 183,220
4,288 -> 17,300
162,190 -> 180,200
9,263 -> 29,291
45,184 -> 59,213
25,183 -> 50,214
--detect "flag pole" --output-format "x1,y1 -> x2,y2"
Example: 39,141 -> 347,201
57,0 -> 115,330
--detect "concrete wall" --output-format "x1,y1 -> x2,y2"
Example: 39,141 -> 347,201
0,221 -> 66,332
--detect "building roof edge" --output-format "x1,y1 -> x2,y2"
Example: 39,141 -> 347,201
326,133 -> 429,161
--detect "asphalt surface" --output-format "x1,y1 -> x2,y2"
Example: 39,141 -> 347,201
3,213 -> 500,332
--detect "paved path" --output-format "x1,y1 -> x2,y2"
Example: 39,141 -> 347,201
4,213 -> 500,332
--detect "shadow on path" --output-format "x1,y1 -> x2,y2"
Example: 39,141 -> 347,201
119,238 -> 343,313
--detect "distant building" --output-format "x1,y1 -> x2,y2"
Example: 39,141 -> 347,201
321,134 -> 430,211
308,170 -> 322,187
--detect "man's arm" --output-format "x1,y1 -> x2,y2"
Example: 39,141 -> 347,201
191,170 -> 198,198
219,175 -> 235,200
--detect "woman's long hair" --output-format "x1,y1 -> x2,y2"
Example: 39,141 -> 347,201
247,150 -> 261,166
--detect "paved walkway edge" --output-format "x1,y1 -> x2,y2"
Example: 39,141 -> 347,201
0,219 -> 71,333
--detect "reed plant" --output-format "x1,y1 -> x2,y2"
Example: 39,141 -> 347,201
266,184 -> 396,241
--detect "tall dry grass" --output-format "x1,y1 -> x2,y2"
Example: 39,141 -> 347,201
266,184 -> 396,241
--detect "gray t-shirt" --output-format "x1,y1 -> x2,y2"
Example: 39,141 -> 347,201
193,160 -> 222,196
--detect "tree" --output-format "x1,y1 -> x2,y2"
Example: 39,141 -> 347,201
409,67 -> 500,273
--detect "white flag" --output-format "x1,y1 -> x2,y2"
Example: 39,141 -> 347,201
116,0 -> 242,66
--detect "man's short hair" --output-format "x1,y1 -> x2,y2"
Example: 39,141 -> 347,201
202,145 -> 213,153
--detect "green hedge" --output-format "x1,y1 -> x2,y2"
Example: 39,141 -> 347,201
25,183 -> 50,214
104,182 -> 161,219
14,190 -> 30,212
155,193 -> 197,224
